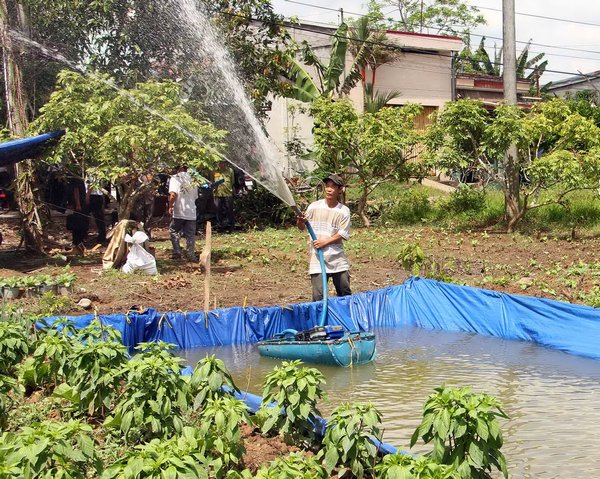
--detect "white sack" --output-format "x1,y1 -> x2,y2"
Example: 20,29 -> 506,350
121,231 -> 157,275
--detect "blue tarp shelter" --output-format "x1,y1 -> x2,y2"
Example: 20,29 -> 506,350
48,277 -> 600,361
0,130 -> 65,167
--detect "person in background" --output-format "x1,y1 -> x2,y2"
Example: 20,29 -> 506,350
168,165 -> 198,261
297,174 -> 351,301
212,160 -> 235,232
66,175 -> 89,250
86,178 -> 107,244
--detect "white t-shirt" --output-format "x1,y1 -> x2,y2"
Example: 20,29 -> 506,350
304,199 -> 351,275
168,171 -> 198,220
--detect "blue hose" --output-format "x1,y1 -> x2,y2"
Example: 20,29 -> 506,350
304,220 -> 328,327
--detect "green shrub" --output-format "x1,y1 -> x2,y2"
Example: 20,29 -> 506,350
398,243 -> 426,276
260,360 -> 327,446
189,354 -> 239,412
0,321 -> 29,375
102,426 -> 216,479
19,329 -> 76,390
0,420 -> 100,478
375,453 -> 460,479
0,375 -> 23,430
254,452 -> 328,479
104,342 -> 190,443
54,322 -> 128,418
445,185 -> 486,213
383,189 -> 432,225
198,396 -> 249,471
319,403 -> 382,478
410,386 -> 509,479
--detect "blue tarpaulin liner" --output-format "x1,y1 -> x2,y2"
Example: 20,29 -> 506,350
49,277 -> 600,361
0,130 -> 65,167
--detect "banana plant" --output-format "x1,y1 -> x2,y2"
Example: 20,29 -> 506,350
282,22 -> 364,103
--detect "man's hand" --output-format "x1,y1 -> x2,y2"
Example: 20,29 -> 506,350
313,238 -> 329,249
296,214 -> 307,230
168,206 -> 174,216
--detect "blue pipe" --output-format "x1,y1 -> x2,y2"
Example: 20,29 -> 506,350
304,220 -> 328,327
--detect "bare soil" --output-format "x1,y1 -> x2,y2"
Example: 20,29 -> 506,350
2,216 -> 600,315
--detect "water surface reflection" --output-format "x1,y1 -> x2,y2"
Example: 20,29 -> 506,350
181,327 -> 600,479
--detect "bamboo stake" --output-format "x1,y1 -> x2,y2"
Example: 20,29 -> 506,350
199,221 -> 212,312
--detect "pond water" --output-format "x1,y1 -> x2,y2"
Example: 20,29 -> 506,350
180,326 -> 600,478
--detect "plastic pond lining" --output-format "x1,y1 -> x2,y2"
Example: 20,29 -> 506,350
44,276 -> 600,455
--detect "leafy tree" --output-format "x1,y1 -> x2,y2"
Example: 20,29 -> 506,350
426,98 -> 600,231
311,97 -> 423,226
378,0 -> 485,37
32,70 -> 226,219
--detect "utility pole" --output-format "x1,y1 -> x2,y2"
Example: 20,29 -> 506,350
502,0 -> 521,232
339,7 -> 344,24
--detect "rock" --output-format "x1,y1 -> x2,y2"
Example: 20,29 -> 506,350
77,298 -> 92,309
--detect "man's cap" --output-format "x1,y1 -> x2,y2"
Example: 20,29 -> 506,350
322,173 -> 344,187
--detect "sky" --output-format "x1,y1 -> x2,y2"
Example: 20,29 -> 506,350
271,0 -> 600,84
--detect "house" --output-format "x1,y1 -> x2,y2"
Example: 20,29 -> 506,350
264,21 -> 463,174
455,73 -> 536,109
546,71 -> 600,98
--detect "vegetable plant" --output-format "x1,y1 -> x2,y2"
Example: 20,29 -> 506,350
102,426 -> 216,479
0,419 -> 101,478
54,324 -> 128,418
260,360 -> 327,446
254,452 -> 328,479
19,329 -> 76,390
0,374 -> 23,429
375,453 -> 460,479
0,321 -> 29,374
189,354 -> 239,412
319,402 -> 382,478
104,341 -> 191,442
398,243 -> 426,276
410,386 -> 509,479
198,396 -> 249,472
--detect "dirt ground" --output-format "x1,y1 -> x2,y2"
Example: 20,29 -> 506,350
2,214 -> 600,316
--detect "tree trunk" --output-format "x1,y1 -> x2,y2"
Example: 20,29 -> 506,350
1,0 -> 45,252
504,144 -> 522,233
357,185 -> 370,227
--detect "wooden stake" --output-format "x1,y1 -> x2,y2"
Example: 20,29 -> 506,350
199,221 -> 212,312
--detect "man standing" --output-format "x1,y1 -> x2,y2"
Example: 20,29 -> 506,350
168,165 -> 198,261
213,160 -> 235,232
86,178 -> 107,245
297,174 -> 351,301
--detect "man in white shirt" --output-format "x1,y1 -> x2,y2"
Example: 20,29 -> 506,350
168,165 -> 198,260
297,173 -> 352,301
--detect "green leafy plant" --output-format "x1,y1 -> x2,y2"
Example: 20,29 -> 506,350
384,189 -> 432,225
319,402 -> 382,478
260,360 -> 327,446
54,322 -> 128,418
446,185 -> 486,214
0,375 -> 23,429
375,453 -> 460,479
254,452 -> 328,479
0,420 -> 101,478
189,354 -> 239,412
197,396 -> 250,473
37,293 -> 75,317
54,272 -> 78,288
410,386 -> 509,479
0,321 -> 30,374
102,426 -> 218,479
398,243 -> 426,276
19,329 -> 76,390
104,341 -> 190,442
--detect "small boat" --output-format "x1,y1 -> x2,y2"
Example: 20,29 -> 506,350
258,208 -> 376,367
257,330 -> 376,367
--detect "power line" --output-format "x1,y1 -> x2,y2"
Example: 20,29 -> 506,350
216,9 -> 594,80
473,4 -> 600,28
282,0 -> 600,57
